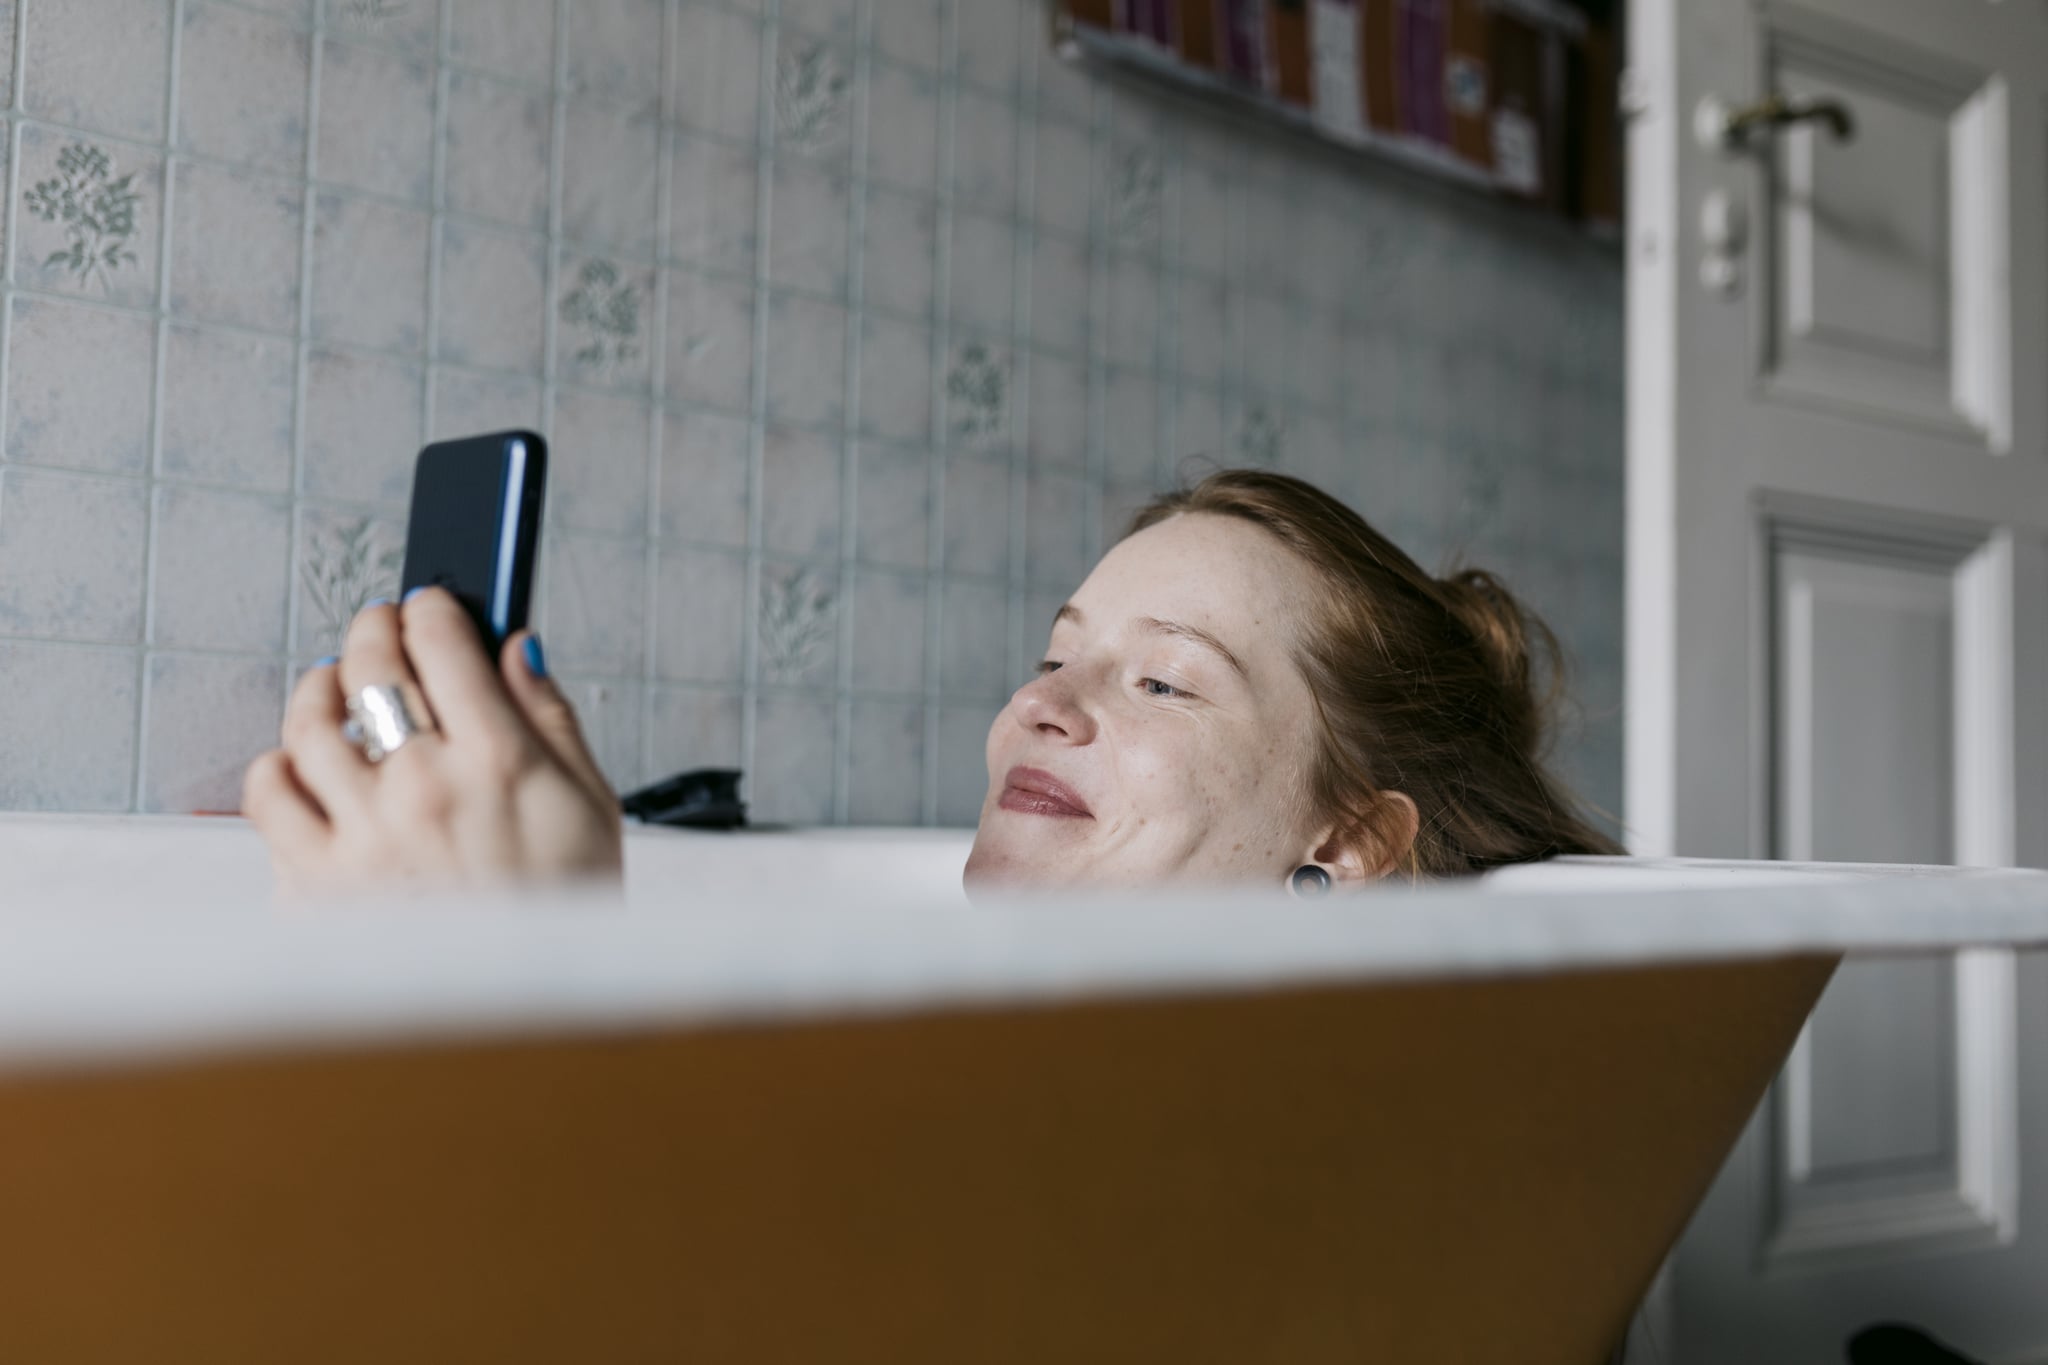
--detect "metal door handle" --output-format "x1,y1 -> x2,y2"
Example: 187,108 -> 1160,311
1696,93 -> 1856,153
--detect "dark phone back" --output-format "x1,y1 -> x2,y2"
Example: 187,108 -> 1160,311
399,430 -> 547,648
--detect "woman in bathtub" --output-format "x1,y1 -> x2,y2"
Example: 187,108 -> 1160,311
242,468 -> 1618,896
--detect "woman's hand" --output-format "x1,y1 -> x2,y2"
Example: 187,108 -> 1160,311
242,587 -> 624,898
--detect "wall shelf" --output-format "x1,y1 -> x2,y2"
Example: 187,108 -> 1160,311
1051,2 -> 1620,236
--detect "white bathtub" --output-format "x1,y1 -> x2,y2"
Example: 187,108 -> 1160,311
0,812 -> 2042,1066
0,814 -> 2045,1365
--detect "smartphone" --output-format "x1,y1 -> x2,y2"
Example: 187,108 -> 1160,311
399,430 -> 548,649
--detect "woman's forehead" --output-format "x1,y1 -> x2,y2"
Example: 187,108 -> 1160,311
1067,513 -> 1314,649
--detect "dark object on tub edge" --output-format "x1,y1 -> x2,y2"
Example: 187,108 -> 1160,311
621,768 -> 747,829
1848,1324 -> 1986,1365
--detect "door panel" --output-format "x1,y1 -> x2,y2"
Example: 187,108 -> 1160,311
1761,539 -> 2015,1271
1629,0 -> 2048,1356
1761,15 -> 2005,443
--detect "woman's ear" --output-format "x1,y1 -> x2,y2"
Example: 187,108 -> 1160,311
1310,791 -> 1420,885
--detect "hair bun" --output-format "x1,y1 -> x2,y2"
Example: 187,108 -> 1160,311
1435,566 -> 1559,751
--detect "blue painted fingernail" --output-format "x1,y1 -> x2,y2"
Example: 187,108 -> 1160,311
523,634 -> 548,679
313,655 -> 338,668
362,597 -> 392,610
402,585 -> 429,603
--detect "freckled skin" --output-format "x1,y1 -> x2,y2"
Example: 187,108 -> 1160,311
963,513 -> 1341,893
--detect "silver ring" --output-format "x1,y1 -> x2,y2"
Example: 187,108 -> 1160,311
342,683 -> 425,763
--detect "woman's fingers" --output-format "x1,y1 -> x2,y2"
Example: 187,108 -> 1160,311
397,588 -> 534,758
337,598 -> 437,739
500,631 -> 615,803
241,748 -> 330,853
279,661 -> 374,818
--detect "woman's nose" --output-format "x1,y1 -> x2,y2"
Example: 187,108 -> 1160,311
1012,669 -> 1097,744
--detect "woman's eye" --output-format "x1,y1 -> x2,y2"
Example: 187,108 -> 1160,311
1140,678 -> 1188,699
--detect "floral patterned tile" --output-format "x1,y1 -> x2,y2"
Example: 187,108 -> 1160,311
773,37 -> 851,162
757,562 -> 837,687
17,129 -> 161,311
294,506 -> 404,657
558,255 -> 656,394
945,342 -> 1008,448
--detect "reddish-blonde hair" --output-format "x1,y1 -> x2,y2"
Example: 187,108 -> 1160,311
1129,469 -> 1620,876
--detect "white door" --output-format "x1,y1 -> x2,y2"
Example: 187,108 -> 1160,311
1626,0 -> 2048,1359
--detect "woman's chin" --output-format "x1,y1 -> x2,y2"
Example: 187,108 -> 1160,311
962,823 -> 1086,894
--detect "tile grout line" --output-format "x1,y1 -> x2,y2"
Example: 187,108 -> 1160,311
1157,108 -> 1184,491
1079,72 -> 1105,569
738,0 -> 782,799
640,0 -> 681,793
830,0 -> 873,824
0,0 -> 26,673
533,0 -> 570,649
1003,4 -> 1039,694
421,0 -> 453,444
918,0 -> 959,827
284,0 -> 326,683
132,0 -> 187,810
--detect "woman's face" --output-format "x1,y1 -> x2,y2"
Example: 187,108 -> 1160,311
963,512 -> 1331,891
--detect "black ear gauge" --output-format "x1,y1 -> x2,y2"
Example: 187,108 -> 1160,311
1288,864 -> 1333,898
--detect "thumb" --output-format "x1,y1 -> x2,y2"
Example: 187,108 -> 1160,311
500,631 -> 614,804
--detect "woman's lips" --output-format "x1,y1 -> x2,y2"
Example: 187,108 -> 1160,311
999,766 -> 1094,819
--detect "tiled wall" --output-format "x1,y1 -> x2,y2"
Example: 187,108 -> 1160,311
0,0 -> 1624,831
